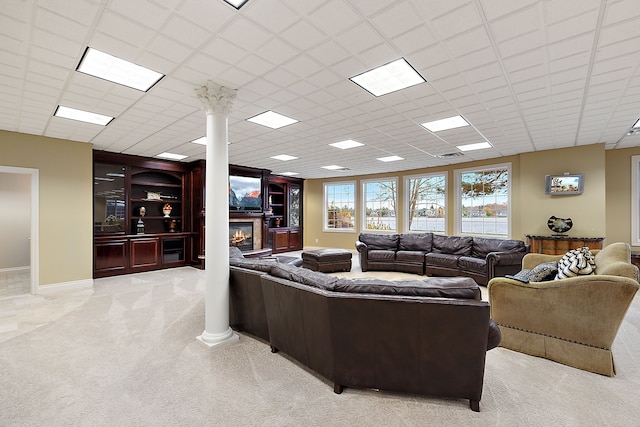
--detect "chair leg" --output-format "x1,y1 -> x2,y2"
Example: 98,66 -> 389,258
333,383 -> 343,394
270,346 -> 279,353
470,400 -> 480,412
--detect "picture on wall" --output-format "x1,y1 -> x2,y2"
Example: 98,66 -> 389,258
545,174 -> 584,195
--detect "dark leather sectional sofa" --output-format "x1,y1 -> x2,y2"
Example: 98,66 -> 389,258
356,232 -> 529,285
228,256 -> 501,412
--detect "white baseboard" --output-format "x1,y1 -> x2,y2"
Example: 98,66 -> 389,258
37,278 -> 94,295
0,266 -> 30,273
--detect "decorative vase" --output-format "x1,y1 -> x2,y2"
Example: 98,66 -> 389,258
162,203 -> 172,217
547,215 -> 573,234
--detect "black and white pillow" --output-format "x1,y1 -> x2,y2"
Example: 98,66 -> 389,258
556,247 -> 596,279
529,261 -> 558,282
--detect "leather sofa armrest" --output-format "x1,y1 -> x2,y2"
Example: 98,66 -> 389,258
486,251 -> 527,266
355,240 -> 369,271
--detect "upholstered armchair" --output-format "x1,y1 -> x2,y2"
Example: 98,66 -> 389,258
487,242 -> 639,376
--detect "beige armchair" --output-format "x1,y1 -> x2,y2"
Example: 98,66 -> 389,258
487,242 -> 639,376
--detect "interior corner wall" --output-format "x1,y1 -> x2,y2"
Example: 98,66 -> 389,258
0,130 -> 93,286
0,172 -> 31,269
519,144 -> 606,240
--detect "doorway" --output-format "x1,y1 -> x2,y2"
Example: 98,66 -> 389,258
0,166 -> 39,296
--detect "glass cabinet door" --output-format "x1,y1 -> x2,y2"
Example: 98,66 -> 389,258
94,163 -> 126,234
288,183 -> 300,227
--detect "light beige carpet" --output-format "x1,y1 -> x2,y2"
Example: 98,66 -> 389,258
1,261 -> 639,426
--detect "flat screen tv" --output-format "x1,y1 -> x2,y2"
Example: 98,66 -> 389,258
229,175 -> 262,211
545,174 -> 584,195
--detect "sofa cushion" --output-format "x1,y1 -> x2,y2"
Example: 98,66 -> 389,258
334,276 -> 480,299
556,247 -> 596,279
269,263 -> 338,290
471,237 -> 526,259
399,233 -> 433,251
229,257 -> 277,272
458,256 -> 486,274
529,261 -> 558,282
229,246 -> 245,258
359,233 -> 399,250
396,250 -> 426,263
432,234 -> 473,255
424,252 -> 459,268
368,250 -> 396,261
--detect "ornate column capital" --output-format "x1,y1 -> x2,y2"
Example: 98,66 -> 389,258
195,81 -> 238,115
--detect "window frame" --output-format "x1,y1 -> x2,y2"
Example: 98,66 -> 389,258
323,181 -> 356,232
632,156 -> 640,246
454,162 -> 511,238
403,172 -> 447,234
361,177 -> 398,233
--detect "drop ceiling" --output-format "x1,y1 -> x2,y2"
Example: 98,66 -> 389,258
2,0 -> 640,179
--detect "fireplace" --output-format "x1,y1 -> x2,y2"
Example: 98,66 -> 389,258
229,222 -> 253,252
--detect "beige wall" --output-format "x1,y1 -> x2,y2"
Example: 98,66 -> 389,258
605,146 -> 640,247
0,172 -> 31,269
303,144 -> 612,250
0,130 -> 93,286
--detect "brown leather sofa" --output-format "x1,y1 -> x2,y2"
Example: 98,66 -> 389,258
356,232 -> 529,285
228,258 -> 501,411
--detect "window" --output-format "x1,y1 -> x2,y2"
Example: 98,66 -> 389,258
324,182 -> 356,231
632,156 -> 640,245
404,173 -> 446,233
362,178 -> 397,231
455,163 -> 510,237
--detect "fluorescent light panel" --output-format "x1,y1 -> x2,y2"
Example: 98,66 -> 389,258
633,118 -> 640,128
330,139 -> 364,149
77,47 -> 163,92
421,115 -> 469,132
271,154 -> 298,161
377,155 -> 404,162
350,58 -> 425,97
247,111 -> 298,129
156,152 -> 188,160
191,136 -> 230,145
223,0 -> 249,9
54,105 -> 113,126
456,142 -> 493,152
322,165 -> 347,170
276,172 -> 299,176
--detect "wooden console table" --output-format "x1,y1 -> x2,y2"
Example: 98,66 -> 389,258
525,235 -> 605,255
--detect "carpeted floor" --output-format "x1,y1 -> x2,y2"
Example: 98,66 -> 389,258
1,255 -> 639,426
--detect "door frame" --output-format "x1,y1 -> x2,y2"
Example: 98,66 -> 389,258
0,166 -> 39,294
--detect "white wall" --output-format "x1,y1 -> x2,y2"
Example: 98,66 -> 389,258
0,172 -> 31,269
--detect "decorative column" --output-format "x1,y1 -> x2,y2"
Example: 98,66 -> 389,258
195,81 -> 239,349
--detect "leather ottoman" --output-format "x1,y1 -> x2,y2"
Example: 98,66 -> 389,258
302,248 -> 352,273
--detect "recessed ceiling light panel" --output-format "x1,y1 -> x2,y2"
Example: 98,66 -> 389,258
421,115 -> 469,132
322,165 -> 349,170
633,118 -> 640,128
77,47 -> 164,92
377,155 -> 404,162
54,105 -> 113,126
271,154 -> 298,161
276,172 -> 299,176
456,141 -> 493,152
247,111 -> 298,129
329,139 -> 365,149
156,152 -> 188,160
350,58 -> 425,97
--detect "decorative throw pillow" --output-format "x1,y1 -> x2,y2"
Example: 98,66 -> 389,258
555,247 -> 596,279
528,261 -> 558,282
505,269 -> 532,283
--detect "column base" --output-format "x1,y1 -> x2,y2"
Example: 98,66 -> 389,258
196,327 -> 239,350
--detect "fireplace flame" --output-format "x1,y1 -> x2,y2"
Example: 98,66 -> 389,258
230,229 -> 251,246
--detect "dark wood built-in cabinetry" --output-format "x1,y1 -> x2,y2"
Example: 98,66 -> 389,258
94,153 -> 304,277
93,151 -> 194,278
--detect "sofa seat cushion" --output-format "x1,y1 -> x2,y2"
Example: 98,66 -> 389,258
425,252 -> 459,267
368,250 -> 396,261
471,237 -> 526,258
399,233 -> 433,251
334,276 -> 479,299
432,234 -> 473,255
230,257 -> 277,272
458,256 -> 486,274
359,233 -> 399,250
396,250 -> 426,263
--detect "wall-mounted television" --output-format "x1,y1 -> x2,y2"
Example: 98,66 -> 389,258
229,175 -> 262,210
545,173 -> 584,195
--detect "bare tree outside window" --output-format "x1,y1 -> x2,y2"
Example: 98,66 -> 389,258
363,179 -> 397,231
406,174 -> 446,232
458,165 -> 510,237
